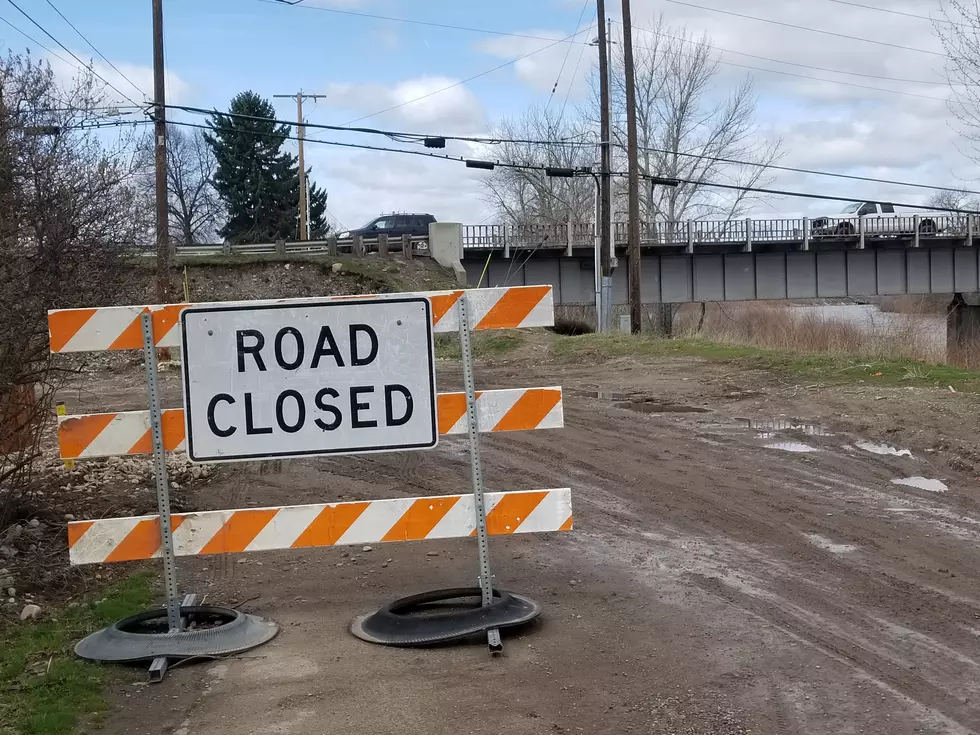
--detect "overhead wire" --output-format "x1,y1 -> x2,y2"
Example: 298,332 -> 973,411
612,18 -> 951,86
820,0 -> 961,25
41,0 -> 147,99
664,0 -> 945,57
547,0 -> 591,108
263,0 -> 595,46
165,102 -> 980,197
3,0 -> 145,108
558,7 -> 597,122
340,25 -> 596,125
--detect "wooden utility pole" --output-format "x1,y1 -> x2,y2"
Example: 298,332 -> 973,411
274,92 -> 326,240
152,0 -> 170,303
597,1 -> 612,282
621,0 -> 642,334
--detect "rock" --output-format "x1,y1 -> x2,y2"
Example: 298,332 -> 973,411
362,545 -> 373,552
331,262 -> 343,273
381,561 -> 389,568
64,513 -> 75,521
19,604 -> 41,621
284,263 -> 291,270
28,519 -> 40,528
426,551 -> 439,557
6,587 -> 14,597
568,580 -> 578,586
0,546 -> 17,558
0,577 -> 11,589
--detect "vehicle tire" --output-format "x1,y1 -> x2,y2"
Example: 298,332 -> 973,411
835,222 -> 855,236
918,219 -> 937,235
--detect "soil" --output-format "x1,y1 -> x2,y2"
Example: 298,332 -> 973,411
46,334 -> 979,735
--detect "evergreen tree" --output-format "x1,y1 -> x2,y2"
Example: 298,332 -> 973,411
204,91 -> 299,243
308,180 -> 329,240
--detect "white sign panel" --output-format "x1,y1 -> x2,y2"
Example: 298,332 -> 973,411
180,297 -> 437,462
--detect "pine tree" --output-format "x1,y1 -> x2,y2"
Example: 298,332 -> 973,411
308,180 -> 329,240
204,91 -> 300,243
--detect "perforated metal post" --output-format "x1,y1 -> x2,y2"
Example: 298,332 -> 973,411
141,312 -> 182,634
457,294 -> 503,653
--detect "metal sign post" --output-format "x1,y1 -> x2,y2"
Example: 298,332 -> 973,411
456,294 -> 502,653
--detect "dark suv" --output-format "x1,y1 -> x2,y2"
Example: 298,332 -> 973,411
339,213 -> 436,249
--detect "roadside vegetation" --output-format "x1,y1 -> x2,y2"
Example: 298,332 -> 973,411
0,572 -> 155,735
553,332 -> 980,394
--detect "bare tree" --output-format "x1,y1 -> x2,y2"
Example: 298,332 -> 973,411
138,124 -> 222,244
936,1 -> 980,162
0,54 -> 137,525
481,105 -> 595,228
927,188 -> 980,212
607,15 -> 781,227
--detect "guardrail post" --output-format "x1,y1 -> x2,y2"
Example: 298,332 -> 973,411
275,239 -> 286,256
565,213 -> 573,256
328,235 -> 337,256
969,215 -> 974,248
859,216 -> 866,249
354,234 -> 365,256
802,217 -> 809,250
221,241 -> 231,256
745,218 -> 753,252
686,220 -> 694,253
913,214 -> 921,248
378,233 -> 389,256
401,233 -> 413,259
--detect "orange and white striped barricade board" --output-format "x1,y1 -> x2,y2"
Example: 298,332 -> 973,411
48,285 -> 572,663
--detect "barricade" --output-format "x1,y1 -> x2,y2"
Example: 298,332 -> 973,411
48,285 -> 573,677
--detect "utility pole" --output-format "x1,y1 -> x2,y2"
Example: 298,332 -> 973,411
596,1 -> 613,332
152,0 -> 170,304
621,0 -> 642,334
274,92 -> 326,240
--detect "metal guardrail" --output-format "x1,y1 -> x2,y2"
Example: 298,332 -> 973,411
463,214 -> 979,252
138,234 -> 431,259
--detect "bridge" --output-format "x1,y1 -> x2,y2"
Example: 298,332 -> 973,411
455,216 -> 980,305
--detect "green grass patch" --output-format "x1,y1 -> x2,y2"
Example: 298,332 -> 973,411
0,572 -> 156,735
435,332 -> 525,360
553,334 -> 980,393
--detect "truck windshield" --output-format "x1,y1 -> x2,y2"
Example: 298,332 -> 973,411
841,203 -> 863,214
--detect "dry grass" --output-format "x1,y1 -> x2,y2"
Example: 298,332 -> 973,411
674,302 -> 967,366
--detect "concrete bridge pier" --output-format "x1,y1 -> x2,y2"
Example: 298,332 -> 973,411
947,293 -> 980,365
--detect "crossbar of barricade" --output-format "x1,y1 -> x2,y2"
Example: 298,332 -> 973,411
47,285 -> 573,673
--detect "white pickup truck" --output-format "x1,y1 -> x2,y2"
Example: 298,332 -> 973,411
811,202 -> 938,236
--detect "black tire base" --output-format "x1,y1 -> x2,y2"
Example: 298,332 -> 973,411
350,587 -> 542,647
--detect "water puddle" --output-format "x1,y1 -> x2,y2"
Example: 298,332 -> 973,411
892,477 -> 948,493
615,401 -> 710,414
742,419 -> 831,436
805,533 -> 857,554
765,442 -> 820,453
855,440 -> 913,458
574,390 -> 632,401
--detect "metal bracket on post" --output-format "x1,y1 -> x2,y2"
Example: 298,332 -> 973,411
969,215 -> 975,248
745,218 -> 753,252
141,312 -> 184,677
859,216 -> 866,249
914,215 -> 921,248
802,217 -> 810,251
456,294 -> 502,654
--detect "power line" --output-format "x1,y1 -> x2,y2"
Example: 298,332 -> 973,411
3,0 -> 144,108
170,101 -> 980,197
548,0 -> 591,109
559,7 -> 596,122
41,0 -> 147,99
341,25 -> 596,125
0,13 -> 75,68
263,0 -> 594,46
821,0 -> 960,25
664,0 -> 945,57
613,18 -> 950,86
636,144 -> 980,198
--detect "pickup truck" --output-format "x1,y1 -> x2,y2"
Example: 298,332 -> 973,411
811,202 -> 938,236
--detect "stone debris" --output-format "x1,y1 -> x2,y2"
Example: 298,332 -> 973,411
19,603 -> 41,621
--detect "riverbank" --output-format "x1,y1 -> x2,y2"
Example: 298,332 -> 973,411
673,301 -> 975,368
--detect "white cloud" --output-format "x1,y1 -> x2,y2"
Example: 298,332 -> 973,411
326,75 -> 487,132
46,53 -> 192,106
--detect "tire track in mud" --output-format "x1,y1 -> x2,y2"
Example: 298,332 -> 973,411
691,573 -> 978,733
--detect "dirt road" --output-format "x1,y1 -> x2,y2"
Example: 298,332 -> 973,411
93,347 -> 980,735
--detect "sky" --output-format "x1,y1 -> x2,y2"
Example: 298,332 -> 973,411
0,0 -> 973,229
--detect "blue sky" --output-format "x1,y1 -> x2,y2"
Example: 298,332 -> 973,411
0,0 -> 970,228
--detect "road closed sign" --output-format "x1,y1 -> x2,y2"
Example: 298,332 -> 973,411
180,297 -> 437,462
